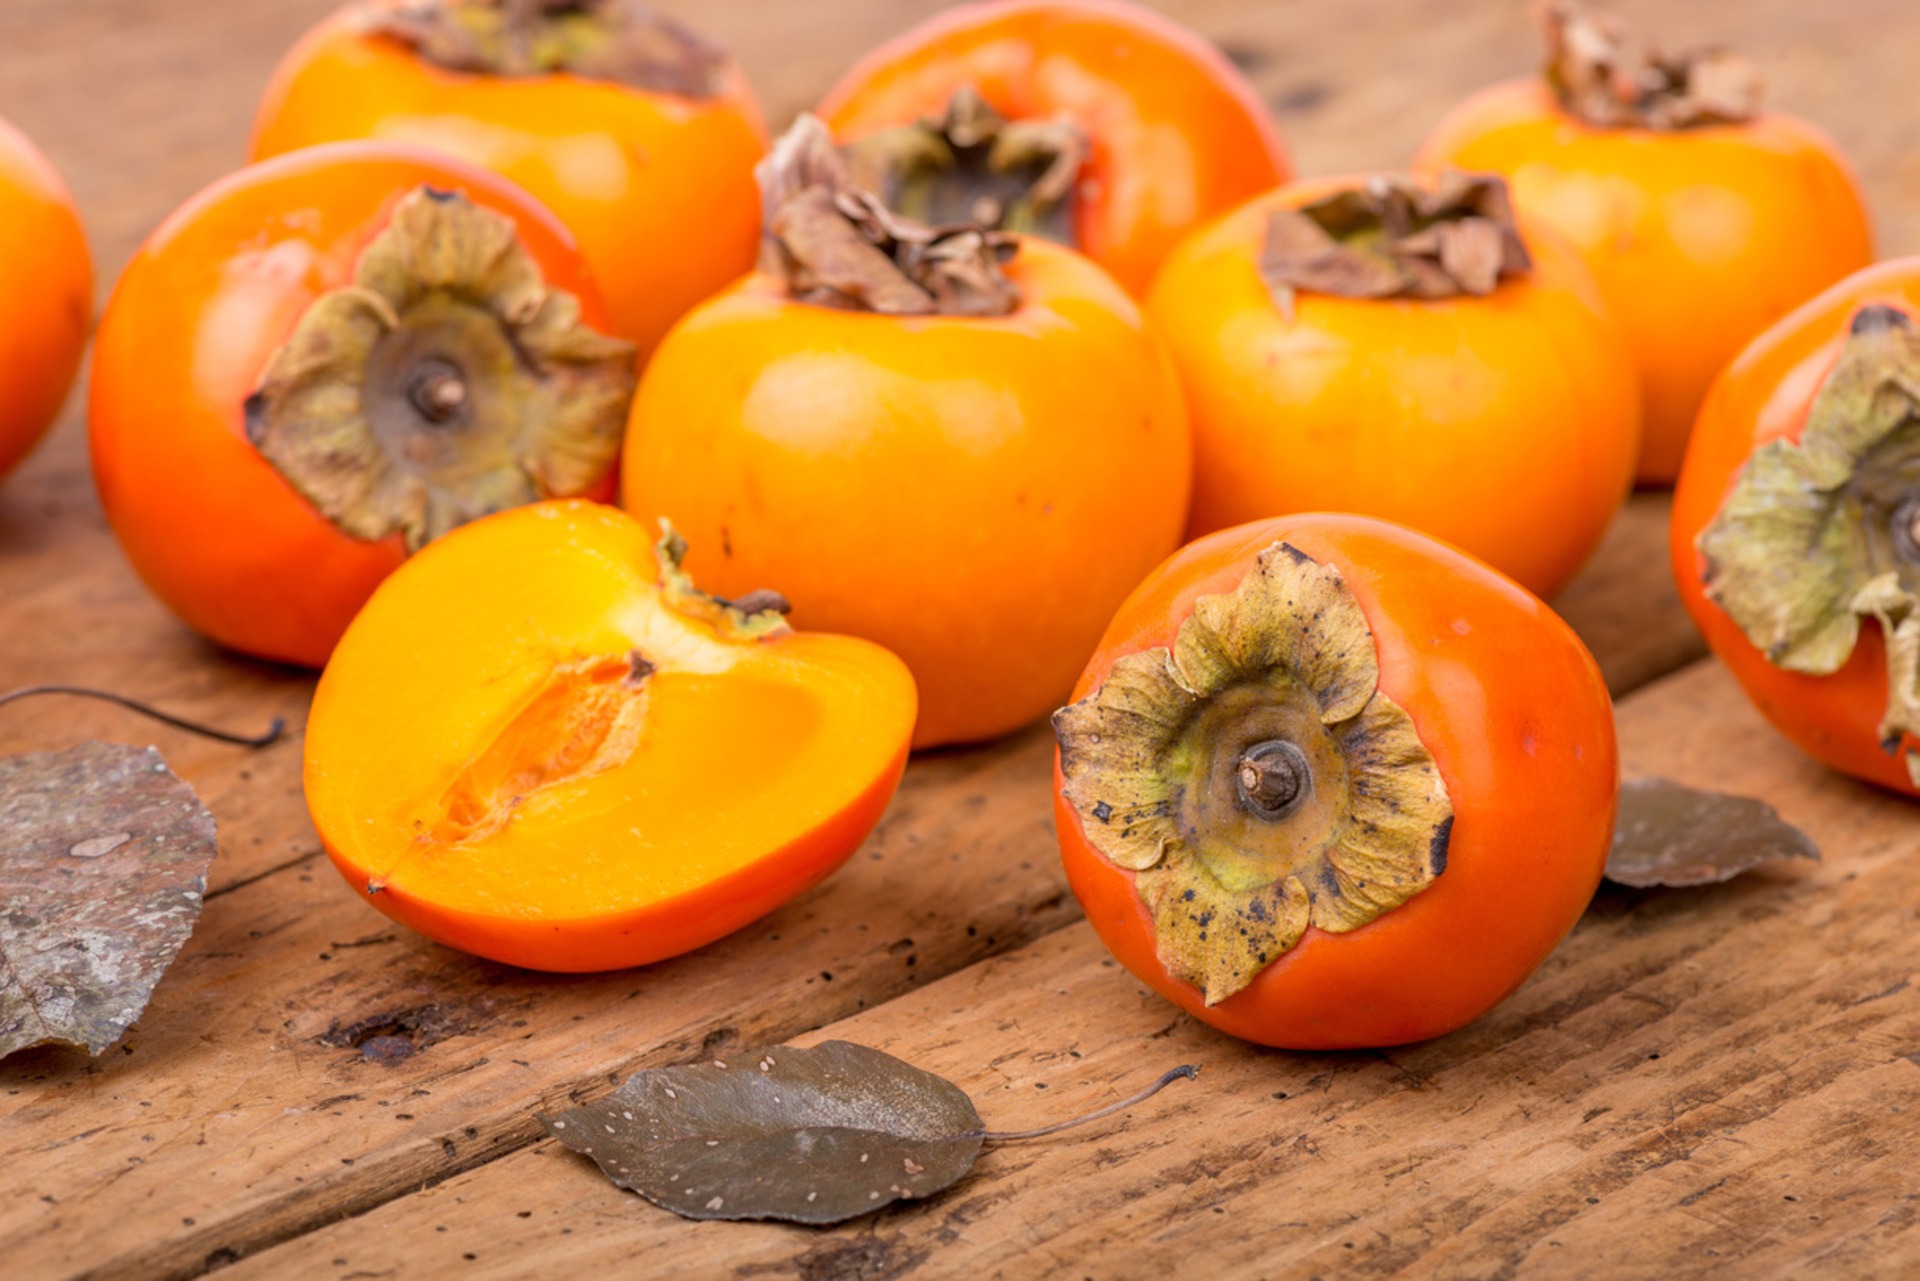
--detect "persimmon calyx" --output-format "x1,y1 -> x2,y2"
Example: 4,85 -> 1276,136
756,115 -> 1022,318
842,88 -> 1086,247
1541,3 -> 1761,130
1698,303 -> 1920,784
1259,171 -> 1532,315
653,521 -> 793,641
1052,542 -> 1453,1006
246,186 -> 636,552
356,0 -> 728,97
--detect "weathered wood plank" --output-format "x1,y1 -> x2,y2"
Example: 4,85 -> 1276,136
225,661 -> 1920,1281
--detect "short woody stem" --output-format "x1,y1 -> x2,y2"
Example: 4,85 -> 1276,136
408,361 -> 470,424
1237,739 -> 1309,817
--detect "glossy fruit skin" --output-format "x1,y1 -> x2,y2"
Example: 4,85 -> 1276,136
0,116 -> 91,484
818,0 -> 1291,296
1673,259 -> 1920,796
250,5 -> 766,356
1055,514 -> 1618,1049
622,238 -> 1191,749
307,500 -> 916,972
1147,177 -> 1640,600
1418,80 -> 1873,485
89,141 -> 618,668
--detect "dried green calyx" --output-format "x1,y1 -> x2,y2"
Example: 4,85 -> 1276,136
1053,542 -> 1453,1006
1698,303 -> 1920,785
653,521 -> 792,641
842,88 -> 1086,246
358,0 -> 728,97
1260,172 -> 1532,316
247,186 -> 636,552
756,114 -> 1022,317
1542,4 -> 1762,130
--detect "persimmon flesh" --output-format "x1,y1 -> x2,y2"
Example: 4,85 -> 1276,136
306,501 -> 916,972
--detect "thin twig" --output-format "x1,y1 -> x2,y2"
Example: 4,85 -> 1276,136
982,1064 -> 1198,1142
0,685 -> 286,747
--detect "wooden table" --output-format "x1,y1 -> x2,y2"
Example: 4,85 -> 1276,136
4,2 -> 1917,1277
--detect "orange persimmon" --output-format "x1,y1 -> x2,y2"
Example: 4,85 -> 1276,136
90,142 -> 635,667
0,115 -> 90,484
1416,6 -> 1871,484
1147,171 -> 1639,600
1673,260 -> 1920,797
306,500 -> 915,971
818,0 -> 1290,296
250,0 -> 766,356
1054,513 -> 1618,1049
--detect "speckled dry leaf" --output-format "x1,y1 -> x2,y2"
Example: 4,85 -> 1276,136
542,1041 -> 985,1224
0,743 -> 218,1058
1606,777 -> 1819,888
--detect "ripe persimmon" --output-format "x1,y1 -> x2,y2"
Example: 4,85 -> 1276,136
1674,261 -> 1920,797
1416,5 -> 1872,484
622,118 -> 1191,750
250,0 -> 766,356
306,500 -> 916,971
1054,514 -> 1618,1048
818,0 -> 1290,296
1147,171 -> 1639,600
0,116 -> 90,485
90,142 -> 636,667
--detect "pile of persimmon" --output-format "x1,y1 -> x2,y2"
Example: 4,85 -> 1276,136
89,142 -> 635,667
621,116 -> 1191,749
251,0 -> 766,356
0,115 -> 90,485
1148,169 -> 1639,599
1418,4 -> 1872,483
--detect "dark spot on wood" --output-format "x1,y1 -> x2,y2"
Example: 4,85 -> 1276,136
1271,81 -> 1333,114
783,1233 -> 928,1281
317,1005 -> 470,1061
1216,41 -> 1275,74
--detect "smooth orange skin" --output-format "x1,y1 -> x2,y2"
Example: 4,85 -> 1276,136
1055,514 -> 1618,1049
622,238 -> 1191,749
1147,176 -> 1639,600
89,142 -> 618,668
307,501 -> 916,972
0,116 -> 91,484
250,5 -> 766,356
1672,259 -> 1920,797
818,0 -> 1291,296
1417,80 -> 1873,485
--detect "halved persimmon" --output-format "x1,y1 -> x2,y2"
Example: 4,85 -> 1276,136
305,500 -> 916,972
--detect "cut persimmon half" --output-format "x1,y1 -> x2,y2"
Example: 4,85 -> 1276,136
305,500 -> 917,971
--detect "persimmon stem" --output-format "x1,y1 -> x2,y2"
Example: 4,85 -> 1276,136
0,685 -> 286,747
979,1064 -> 1197,1142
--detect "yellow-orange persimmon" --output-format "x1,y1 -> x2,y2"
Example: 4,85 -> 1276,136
250,0 -> 766,356
818,0 -> 1289,296
90,142 -> 634,667
306,500 -> 916,971
1148,172 -> 1639,600
0,115 -> 90,484
1416,7 -> 1871,484
1054,514 -> 1618,1048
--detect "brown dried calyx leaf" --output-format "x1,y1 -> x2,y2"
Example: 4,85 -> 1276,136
1541,3 -> 1763,130
1260,172 -> 1532,314
1053,543 -> 1453,1007
358,0 -> 729,97
651,520 -> 793,640
1698,304 -> 1920,785
843,87 -> 1087,246
1606,777 -> 1818,888
542,1040 -> 1194,1225
756,114 -> 1022,318
247,186 -> 636,553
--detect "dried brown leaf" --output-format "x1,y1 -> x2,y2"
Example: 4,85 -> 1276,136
1606,777 -> 1819,888
1540,4 -> 1762,129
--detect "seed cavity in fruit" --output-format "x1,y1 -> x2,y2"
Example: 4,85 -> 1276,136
1053,542 -> 1453,1006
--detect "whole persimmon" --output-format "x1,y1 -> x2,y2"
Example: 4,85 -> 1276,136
307,500 -> 916,971
1054,513 -> 1618,1049
622,118 -> 1191,750
1147,171 -> 1639,600
0,115 -> 90,485
1416,5 -> 1872,484
818,0 -> 1290,296
250,0 -> 765,356
1674,260 -> 1920,797
90,142 -> 635,667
